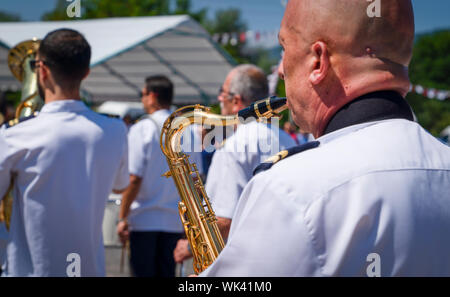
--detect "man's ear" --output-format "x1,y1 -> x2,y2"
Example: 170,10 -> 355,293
232,94 -> 243,105
148,91 -> 161,107
149,91 -> 158,101
309,41 -> 330,85
232,94 -> 245,112
39,62 -> 49,81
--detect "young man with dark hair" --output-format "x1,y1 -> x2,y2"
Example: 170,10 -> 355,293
0,28 -> 129,276
144,75 -> 173,110
117,75 -> 183,277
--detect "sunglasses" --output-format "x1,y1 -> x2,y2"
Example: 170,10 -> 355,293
29,60 -> 49,72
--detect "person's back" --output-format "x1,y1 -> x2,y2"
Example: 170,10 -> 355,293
117,75 -> 182,277
1,101 -> 128,276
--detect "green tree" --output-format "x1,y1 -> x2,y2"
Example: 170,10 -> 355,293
42,0 -> 171,20
83,0 -> 170,19
407,30 -> 450,136
409,30 -> 450,89
0,11 -> 21,22
174,0 -> 190,15
41,0 -> 71,21
41,0 -> 208,21
172,0 -> 208,25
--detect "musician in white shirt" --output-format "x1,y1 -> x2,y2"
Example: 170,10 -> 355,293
117,75 -> 183,277
0,29 -> 129,276
200,0 -> 450,276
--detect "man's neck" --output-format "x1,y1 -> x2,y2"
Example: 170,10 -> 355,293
312,66 -> 411,138
322,91 -> 414,136
147,106 -> 169,115
44,88 -> 81,104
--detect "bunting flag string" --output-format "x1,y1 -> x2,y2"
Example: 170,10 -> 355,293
212,30 -> 279,46
409,84 -> 449,101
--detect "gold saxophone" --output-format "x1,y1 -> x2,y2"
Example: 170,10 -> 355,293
160,96 -> 288,274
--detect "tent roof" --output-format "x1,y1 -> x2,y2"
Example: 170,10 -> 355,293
0,16 -> 235,105
1,15 -> 190,66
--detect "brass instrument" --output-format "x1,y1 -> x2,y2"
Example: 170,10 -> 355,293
160,96 -> 288,274
1,38 -> 43,230
8,38 -> 44,118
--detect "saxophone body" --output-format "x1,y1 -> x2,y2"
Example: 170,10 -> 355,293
160,97 -> 287,274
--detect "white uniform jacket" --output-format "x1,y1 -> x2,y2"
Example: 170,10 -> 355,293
201,119 -> 450,276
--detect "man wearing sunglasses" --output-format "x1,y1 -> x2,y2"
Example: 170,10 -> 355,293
0,29 -> 129,276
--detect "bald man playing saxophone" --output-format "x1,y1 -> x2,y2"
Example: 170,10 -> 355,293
200,0 -> 450,277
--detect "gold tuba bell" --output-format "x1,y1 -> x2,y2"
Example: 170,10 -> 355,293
8,38 -> 44,119
160,97 -> 288,274
0,38 -> 43,230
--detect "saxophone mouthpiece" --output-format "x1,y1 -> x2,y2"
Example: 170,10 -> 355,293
237,96 -> 287,121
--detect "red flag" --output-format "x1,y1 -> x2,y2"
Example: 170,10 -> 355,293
240,32 -> 246,43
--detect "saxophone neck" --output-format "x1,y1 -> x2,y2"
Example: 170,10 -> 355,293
238,96 -> 288,121
160,105 -> 238,158
160,97 -> 288,158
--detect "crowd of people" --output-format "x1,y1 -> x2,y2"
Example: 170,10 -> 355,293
0,0 -> 449,277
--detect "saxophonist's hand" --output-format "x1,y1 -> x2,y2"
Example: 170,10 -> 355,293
116,219 -> 129,245
173,239 -> 193,263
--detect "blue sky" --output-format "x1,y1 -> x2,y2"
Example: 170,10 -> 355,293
1,0 -> 449,34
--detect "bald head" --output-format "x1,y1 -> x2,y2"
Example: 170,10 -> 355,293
279,0 -> 415,137
283,0 -> 414,66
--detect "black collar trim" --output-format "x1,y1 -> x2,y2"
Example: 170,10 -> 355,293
323,91 -> 414,136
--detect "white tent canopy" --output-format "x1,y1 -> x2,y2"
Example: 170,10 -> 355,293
0,15 -> 235,105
